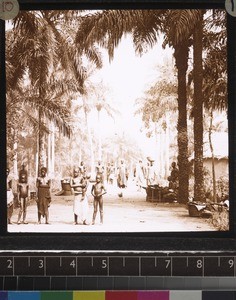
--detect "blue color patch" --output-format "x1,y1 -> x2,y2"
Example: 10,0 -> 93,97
8,292 -> 40,300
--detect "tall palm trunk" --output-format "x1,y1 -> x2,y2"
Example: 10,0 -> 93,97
47,126 -> 51,175
193,13 -> 205,202
38,106 -> 44,176
51,123 -> 55,176
12,128 -> 18,178
174,41 -> 189,204
165,114 -> 170,179
84,108 -> 95,173
209,108 -> 216,202
97,108 -> 102,161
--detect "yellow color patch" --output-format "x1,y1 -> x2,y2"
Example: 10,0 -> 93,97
73,291 -> 105,300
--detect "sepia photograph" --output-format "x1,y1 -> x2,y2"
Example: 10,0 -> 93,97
6,9 -> 229,233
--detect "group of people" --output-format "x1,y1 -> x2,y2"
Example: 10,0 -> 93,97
6,158 -> 179,226
7,163 -> 108,226
7,165 -> 52,225
70,165 -> 107,226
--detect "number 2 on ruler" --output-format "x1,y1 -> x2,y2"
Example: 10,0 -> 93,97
7,259 -> 13,269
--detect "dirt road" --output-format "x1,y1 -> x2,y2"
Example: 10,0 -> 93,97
8,181 -> 216,233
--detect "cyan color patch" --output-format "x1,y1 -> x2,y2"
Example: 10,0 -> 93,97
8,292 -> 40,300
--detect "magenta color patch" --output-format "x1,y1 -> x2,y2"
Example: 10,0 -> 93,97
138,291 -> 169,300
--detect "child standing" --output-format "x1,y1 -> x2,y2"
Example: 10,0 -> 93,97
36,167 -> 51,224
17,166 -> 29,224
70,167 -> 89,225
91,174 -> 106,225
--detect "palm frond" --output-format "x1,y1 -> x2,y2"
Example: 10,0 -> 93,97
76,10 -> 163,60
132,10 -> 164,55
165,9 -> 203,47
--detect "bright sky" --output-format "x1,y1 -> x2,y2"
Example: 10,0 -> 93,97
89,34 -> 174,157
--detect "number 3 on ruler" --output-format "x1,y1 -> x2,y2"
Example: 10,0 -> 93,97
39,259 -> 44,269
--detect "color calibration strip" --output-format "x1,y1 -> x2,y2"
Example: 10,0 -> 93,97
1,291 -> 236,300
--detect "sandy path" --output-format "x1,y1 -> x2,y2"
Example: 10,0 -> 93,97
8,181 -> 216,233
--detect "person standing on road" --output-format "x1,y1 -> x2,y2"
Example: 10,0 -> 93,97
117,159 -> 128,198
17,165 -> 29,225
109,162 -> 116,185
168,161 -> 179,193
70,167 -> 89,225
91,174 -> 107,225
106,162 -> 111,184
95,160 -> 105,184
36,167 -> 51,224
134,159 -> 146,191
146,159 -> 158,186
79,161 -> 87,176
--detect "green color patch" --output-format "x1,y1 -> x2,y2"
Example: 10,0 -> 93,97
41,291 -> 73,300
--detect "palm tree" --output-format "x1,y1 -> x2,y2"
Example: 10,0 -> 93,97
7,12 -> 70,174
135,76 -> 178,178
164,10 -> 206,203
202,11 -> 227,201
75,9 -> 204,203
193,11 -> 205,202
90,81 -> 120,161
7,10 -> 102,175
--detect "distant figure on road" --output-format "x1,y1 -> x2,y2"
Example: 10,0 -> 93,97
36,167 -> 51,224
146,159 -> 158,186
95,160 -> 105,183
70,167 -> 89,225
162,161 -> 179,203
17,165 -> 29,225
168,161 -> 179,192
79,161 -> 86,175
7,167 -> 14,224
117,159 -> 128,198
91,174 -> 107,225
106,162 -> 111,183
134,159 -> 146,191
108,162 -> 116,185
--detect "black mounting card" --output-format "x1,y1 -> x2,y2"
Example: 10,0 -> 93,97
0,0 -> 235,255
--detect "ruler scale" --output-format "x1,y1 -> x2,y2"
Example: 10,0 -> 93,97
0,253 -> 236,278
0,252 -> 236,291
